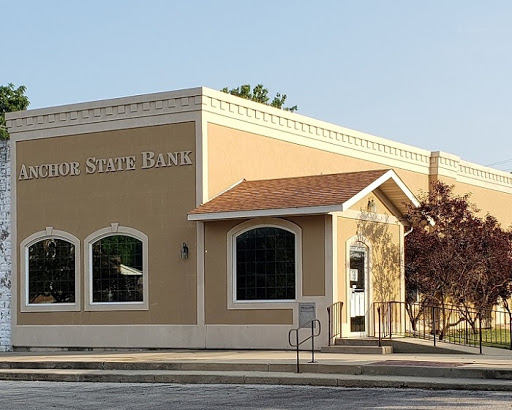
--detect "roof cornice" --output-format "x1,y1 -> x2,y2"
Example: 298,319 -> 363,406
200,87 -> 512,193
5,87 -> 204,139
6,86 -> 511,193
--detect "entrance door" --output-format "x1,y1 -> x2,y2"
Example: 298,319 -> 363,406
349,247 -> 367,335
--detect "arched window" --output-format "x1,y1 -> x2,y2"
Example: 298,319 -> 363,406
85,224 -> 148,311
20,228 -> 80,312
28,238 -> 76,304
91,235 -> 143,303
235,226 -> 296,301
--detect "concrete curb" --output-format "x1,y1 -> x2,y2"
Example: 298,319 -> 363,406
0,369 -> 510,391
1,348 -> 512,391
0,360 -> 511,381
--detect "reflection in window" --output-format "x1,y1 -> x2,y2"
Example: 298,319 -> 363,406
236,227 -> 295,301
28,239 -> 75,304
92,235 -> 143,303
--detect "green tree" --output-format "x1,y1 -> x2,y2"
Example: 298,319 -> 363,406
0,83 -> 30,140
221,84 -> 298,112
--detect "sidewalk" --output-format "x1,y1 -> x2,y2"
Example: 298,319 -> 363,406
0,348 -> 511,391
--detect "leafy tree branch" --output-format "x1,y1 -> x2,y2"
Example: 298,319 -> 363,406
221,84 -> 297,112
0,83 -> 30,140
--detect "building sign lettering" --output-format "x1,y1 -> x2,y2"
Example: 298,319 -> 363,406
18,150 -> 193,181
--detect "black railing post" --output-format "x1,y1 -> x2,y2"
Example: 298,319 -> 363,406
377,306 -> 382,347
296,331 -> 300,373
478,312 -> 483,355
372,303 -> 375,337
432,306 -> 436,347
309,321 -> 316,363
509,313 -> 512,350
327,306 -> 332,346
389,302 -> 393,340
326,302 -> 343,345
465,316 -> 468,345
422,304 -> 426,340
340,302 -> 343,340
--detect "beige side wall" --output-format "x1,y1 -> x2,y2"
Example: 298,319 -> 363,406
336,202 -> 402,325
434,175 -> 512,226
16,123 -> 198,325
336,218 -> 347,310
207,124 -> 429,201
350,191 -> 396,217
203,215 -> 325,325
208,124 -> 512,226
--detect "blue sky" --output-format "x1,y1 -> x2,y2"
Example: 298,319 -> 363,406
3,1 -> 512,169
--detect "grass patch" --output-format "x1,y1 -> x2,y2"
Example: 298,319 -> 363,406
445,328 -> 511,349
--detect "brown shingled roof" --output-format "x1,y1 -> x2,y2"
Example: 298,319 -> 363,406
189,169 -> 391,217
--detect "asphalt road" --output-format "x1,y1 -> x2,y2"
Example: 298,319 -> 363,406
0,382 -> 511,409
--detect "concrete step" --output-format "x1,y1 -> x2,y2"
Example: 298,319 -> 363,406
334,338 -> 384,346
321,345 -> 393,354
0,358 -> 511,385
331,337 -> 483,354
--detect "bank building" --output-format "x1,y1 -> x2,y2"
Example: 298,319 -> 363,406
1,87 -> 511,350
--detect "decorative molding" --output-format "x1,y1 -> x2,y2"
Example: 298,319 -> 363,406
201,88 -> 512,194
429,152 -> 512,191
188,205 -> 343,221
6,86 -> 512,194
458,160 -> 512,190
5,88 -> 204,137
202,89 -> 432,172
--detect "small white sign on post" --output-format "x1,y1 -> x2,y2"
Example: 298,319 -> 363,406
350,269 -> 359,282
299,302 -> 316,328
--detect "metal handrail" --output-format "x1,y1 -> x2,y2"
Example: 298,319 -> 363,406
288,319 -> 321,373
327,301 -> 343,346
372,301 -> 509,354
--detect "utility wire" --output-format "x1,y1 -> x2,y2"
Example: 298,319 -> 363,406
485,158 -> 512,167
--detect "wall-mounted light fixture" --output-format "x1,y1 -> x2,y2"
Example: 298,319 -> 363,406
181,242 -> 189,259
367,198 -> 377,213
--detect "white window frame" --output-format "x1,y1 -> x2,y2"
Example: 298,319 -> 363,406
84,223 -> 149,311
227,218 -> 303,310
20,227 -> 80,312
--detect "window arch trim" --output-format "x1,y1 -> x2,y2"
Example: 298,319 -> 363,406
84,224 -> 149,311
20,227 -> 80,312
227,218 -> 303,310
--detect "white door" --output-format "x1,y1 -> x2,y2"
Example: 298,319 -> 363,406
349,247 -> 367,335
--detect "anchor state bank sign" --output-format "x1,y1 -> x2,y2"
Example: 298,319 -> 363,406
18,150 -> 194,180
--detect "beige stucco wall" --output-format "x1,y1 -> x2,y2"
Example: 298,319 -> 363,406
203,215 -> 325,325
336,192 -> 403,327
16,122 -> 198,325
207,124 -> 429,202
350,191 -> 395,217
208,124 -> 512,227
434,175 -> 512,226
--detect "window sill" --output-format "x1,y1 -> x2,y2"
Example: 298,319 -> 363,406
84,301 -> 149,312
228,299 -> 296,310
21,303 -> 80,313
